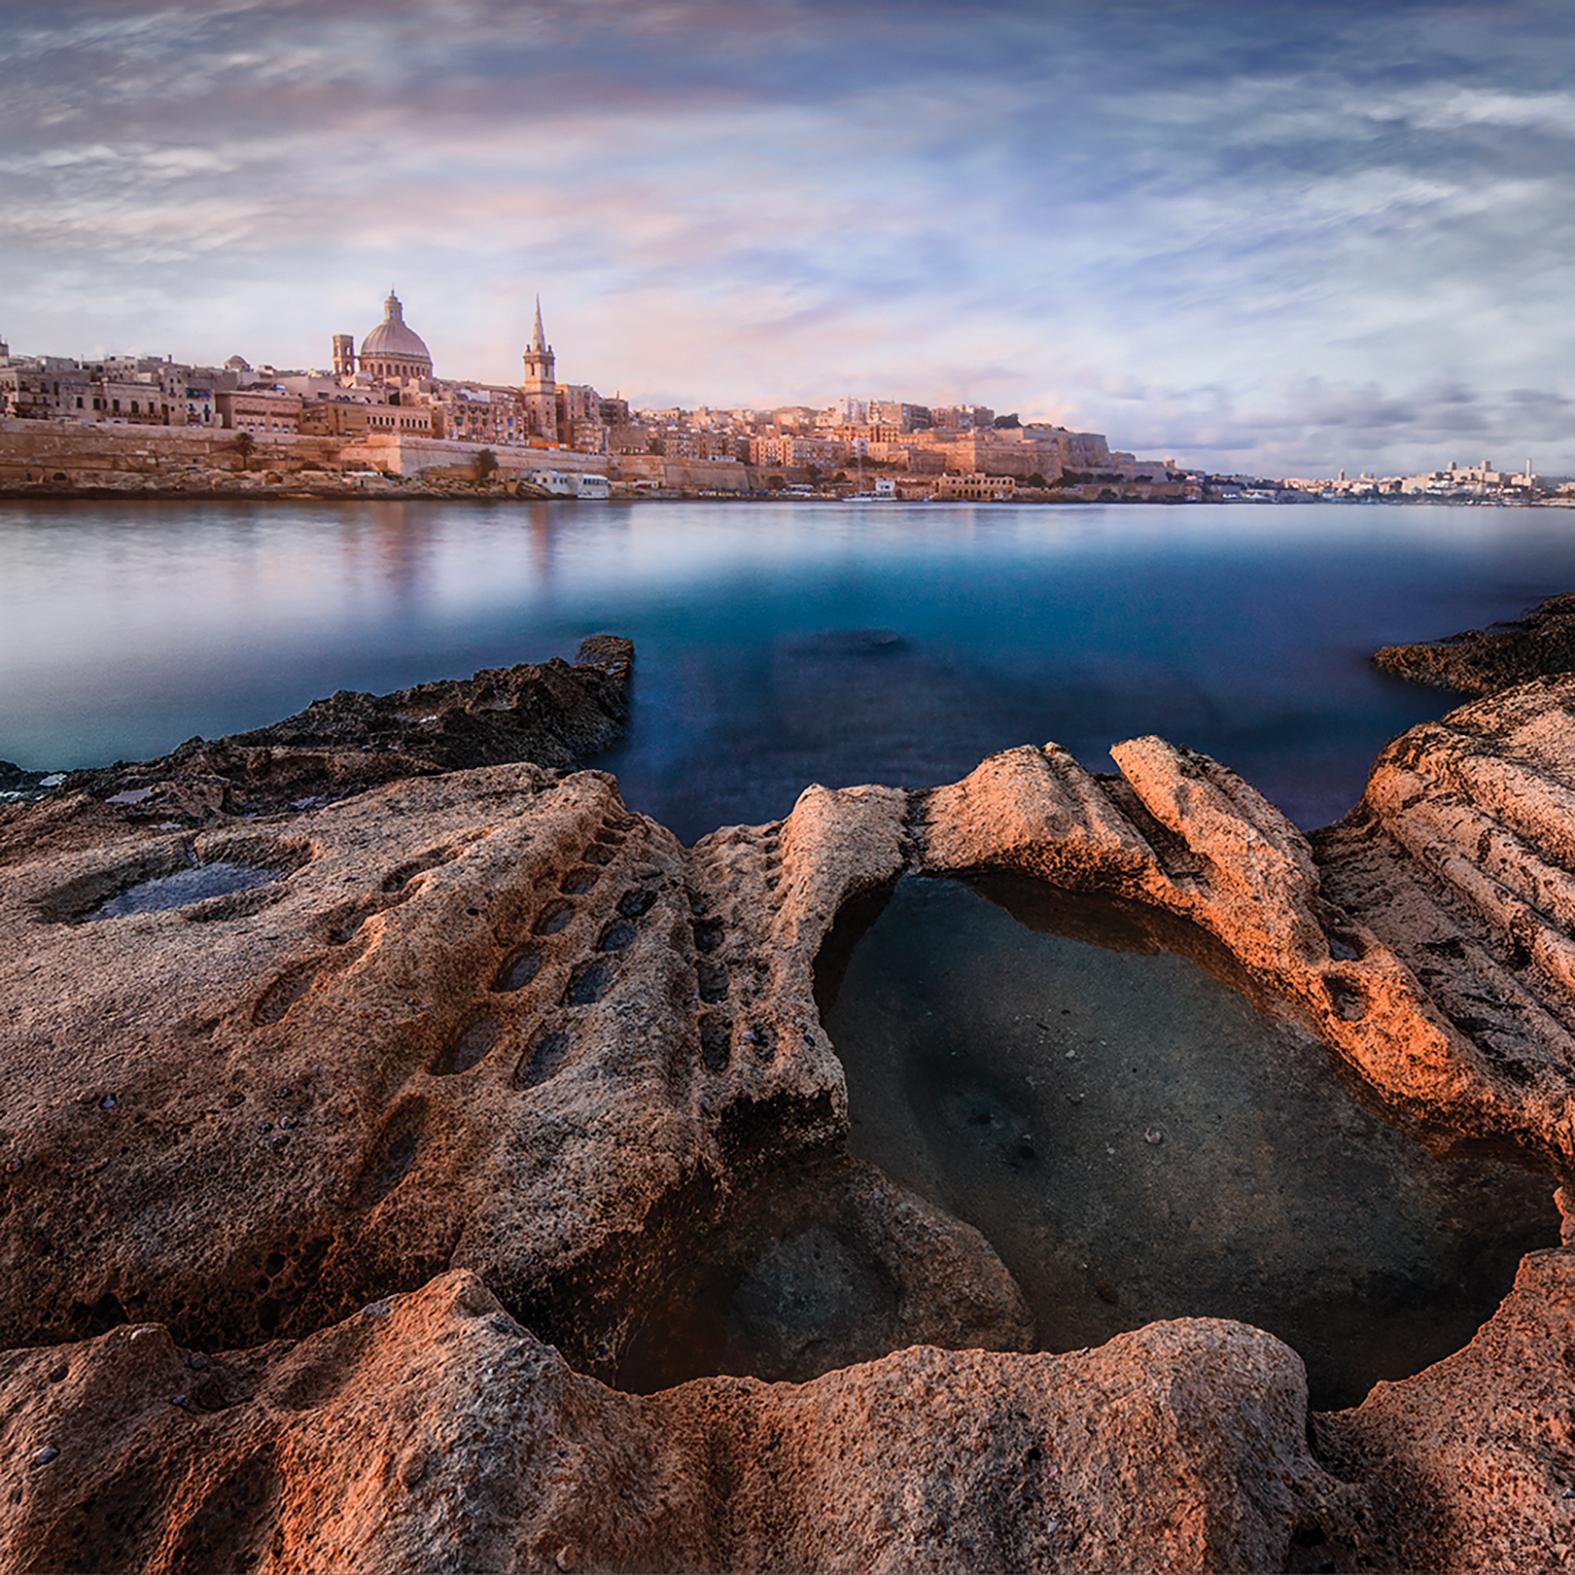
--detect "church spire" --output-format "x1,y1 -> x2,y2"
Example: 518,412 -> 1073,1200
530,294 -> 547,352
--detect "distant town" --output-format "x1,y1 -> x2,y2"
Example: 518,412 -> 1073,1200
0,289 -> 1185,501
0,290 -> 1567,505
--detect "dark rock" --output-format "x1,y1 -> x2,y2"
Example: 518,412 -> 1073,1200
1374,591 -> 1575,694
42,635 -> 633,822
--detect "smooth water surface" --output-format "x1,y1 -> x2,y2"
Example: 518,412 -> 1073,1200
817,875 -> 1557,1408
6,498 -> 1575,838
86,859 -> 281,920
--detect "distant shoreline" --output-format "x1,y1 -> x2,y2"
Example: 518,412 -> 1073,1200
0,484 -> 1561,508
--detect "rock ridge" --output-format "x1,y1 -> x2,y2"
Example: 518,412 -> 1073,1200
0,660 -> 1572,1568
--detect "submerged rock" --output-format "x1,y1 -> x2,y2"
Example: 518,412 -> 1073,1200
0,660 -> 1573,1569
1374,590 -> 1575,694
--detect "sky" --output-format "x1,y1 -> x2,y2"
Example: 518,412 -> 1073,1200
3,0 -> 1574,475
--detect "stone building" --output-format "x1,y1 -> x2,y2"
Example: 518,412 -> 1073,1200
297,399 -> 372,438
215,388 -> 303,434
521,297 -> 558,443
351,291 -> 434,384
934,471 -> 1017,501
316,288 -> 615,453
444,385 -> 524,448
0,360 -> 95,420
749,434 -> 846,468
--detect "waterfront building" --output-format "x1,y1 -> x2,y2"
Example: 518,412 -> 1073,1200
934,471 -> 1017,501
749,433 -> 846,469
297,399 -> 372,438
0,288 -> 1184,493
556,383 -> 610,452
444,384 -> 522,448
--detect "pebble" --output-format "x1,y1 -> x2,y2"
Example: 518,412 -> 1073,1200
555,1545 -> 578,1572
99,1093 -> 118,1111
187,1353 -> 210,1371
32,1445 -> 58,1466
1144,1126 -> 1165,1146
170,1394 -> 190,1409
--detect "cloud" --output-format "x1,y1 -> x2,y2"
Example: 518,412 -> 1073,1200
2,0 -> 1575,473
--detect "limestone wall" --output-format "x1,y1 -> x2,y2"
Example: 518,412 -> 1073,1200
341,433 -> 609,479
0,418 -> 344,484
614,452 -> 752,491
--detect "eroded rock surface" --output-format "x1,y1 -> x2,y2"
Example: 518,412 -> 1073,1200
8,1257 -> 1572,1574
1316,1248 -> 1575,1574
0,1270 -> 1338,1575
1316,675 -> 1575,1163
0,761 -> 1024,1381
1375,591 -> 1575,694
1,661 -> 1573,1570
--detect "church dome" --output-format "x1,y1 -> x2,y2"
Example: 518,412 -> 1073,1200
360,290 -> 432,369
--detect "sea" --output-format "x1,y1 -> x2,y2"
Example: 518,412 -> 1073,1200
4,497 -> 1572,841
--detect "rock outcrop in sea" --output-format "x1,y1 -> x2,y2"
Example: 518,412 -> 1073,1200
1374,590 -> 1575,694
1,636 -> 1572,1572
2,635 -> 631,849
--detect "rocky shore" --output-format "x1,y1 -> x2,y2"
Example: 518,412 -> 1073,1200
2,636 -> 1573,1572
0,471 -> 618,504
1,636 -> 632,850
1374,590 -> 1575,694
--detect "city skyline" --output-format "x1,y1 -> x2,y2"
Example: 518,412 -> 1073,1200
4,1 -> 1574,475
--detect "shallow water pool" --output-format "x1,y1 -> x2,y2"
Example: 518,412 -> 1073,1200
817,873 -> 1557,1408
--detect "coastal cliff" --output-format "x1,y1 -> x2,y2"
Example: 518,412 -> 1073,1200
1,646 -> 1572,1572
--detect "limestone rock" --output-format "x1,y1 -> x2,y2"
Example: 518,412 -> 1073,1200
1316,675 -> 1575,1163
1316,1249 -> 1575,1573
0,1269 -> 1340,1575
0,759 -> 1022,1381
2,657 -> 1574,1570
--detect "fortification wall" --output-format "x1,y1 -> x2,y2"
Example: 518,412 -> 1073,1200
614,453 -> 752,491
0,418 -> 351,483
342,434 -> 610,479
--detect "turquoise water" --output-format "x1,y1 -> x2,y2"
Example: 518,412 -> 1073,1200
4,498 -> 1574,838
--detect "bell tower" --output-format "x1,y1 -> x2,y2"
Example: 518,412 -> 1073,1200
331,333 -> 356,380
522,295 -> 558,442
